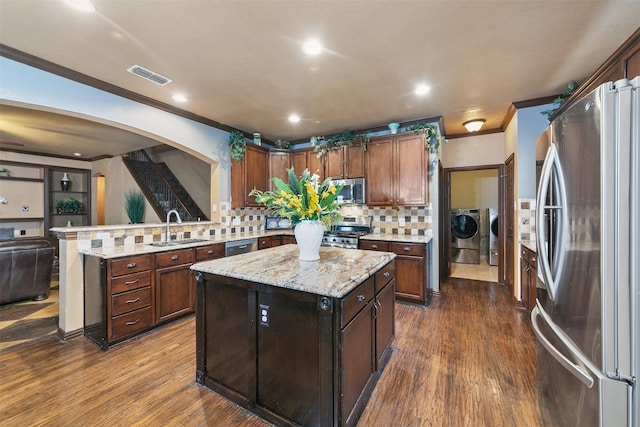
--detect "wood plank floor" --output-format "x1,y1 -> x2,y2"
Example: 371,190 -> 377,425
0,277 -> 540,426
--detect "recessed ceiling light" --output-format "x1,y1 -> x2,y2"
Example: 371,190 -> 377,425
414,84 -> 431,96
172,94 -> 188,103
61,0 -> 96,13
302,39 -> 323,56
288,114 -> 301,123
73,152 -> 82,157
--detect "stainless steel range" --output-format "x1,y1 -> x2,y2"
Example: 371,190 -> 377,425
321,216 -> 372,249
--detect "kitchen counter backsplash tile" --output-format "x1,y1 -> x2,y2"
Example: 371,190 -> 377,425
54,202 -> 433,250
518,198 -> 536,242
340,204 -> 432,235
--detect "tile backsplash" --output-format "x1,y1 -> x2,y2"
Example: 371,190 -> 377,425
518,198 -> 536,241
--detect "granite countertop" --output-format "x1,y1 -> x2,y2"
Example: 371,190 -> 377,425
521,240 -> 536,253
191,245 -> 396,298
360,232 -> 432,244
78,230 -> 293,259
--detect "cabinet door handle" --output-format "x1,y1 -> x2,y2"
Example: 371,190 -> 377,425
171,255 -> 179,260
403,247 -> 411,252
357,294 -> 366,302
383,271 -> 390,277
371,244 -> 378,249
207,250 -> 213,254
239,245 -> 248,249
127,263 -> 136,268
126,298 -> 140,304
531,257 -> 536,263
124,279 -> 140,285
125,319 -> 140,326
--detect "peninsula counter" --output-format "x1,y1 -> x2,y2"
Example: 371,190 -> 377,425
191,245 -> 396,427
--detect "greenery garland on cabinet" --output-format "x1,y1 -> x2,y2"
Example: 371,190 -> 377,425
311,130 -> 371,159
229,130 -> 247,161
405,123 -> 447,153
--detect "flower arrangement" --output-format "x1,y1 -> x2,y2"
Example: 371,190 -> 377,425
249,168 -> 343,227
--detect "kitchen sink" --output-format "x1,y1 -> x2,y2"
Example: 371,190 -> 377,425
148,238 -> 208,247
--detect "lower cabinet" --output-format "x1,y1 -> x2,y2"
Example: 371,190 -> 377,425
84,243 -> 225,350
195,260 -> 395,427
359,239 -> 431,304
155,248 -> 195,324
520,245 -> 537,311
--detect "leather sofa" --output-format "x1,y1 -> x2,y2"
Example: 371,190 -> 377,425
0,238 -> 54,305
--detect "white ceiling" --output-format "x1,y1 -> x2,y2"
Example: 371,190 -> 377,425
1,1 -> 639,158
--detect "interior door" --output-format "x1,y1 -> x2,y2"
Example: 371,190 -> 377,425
505,154 -> 515,296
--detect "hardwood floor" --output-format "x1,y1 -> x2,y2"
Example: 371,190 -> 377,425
0,277 -> 540,426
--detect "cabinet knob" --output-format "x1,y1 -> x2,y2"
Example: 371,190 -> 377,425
383,271 -> 390,277
171,255 -> 179,260
357,294 -> 366,302
127,263 -> 136,268
207,250 -> 213,255
403,247 -> 411,252
371,245 -> 378,249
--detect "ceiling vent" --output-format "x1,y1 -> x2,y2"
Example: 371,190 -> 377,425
126,65 -> 172,86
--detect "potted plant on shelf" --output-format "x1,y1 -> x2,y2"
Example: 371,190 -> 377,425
229,130 -> 247,161
249,168 -> 343,261
56,198 -> 84,214
0,168 -> 10,177
123,189 -> 145,224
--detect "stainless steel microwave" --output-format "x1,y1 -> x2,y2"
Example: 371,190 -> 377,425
334,178 -> 365,204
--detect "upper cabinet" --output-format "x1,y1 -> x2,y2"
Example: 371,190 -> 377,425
291,148 -> 324,180
325,145 -> 365,179
231,144 -> 268,208
365,134 -> 428,207
268,151 -> 290,191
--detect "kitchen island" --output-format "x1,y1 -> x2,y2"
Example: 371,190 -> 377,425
191,245 -> 396,427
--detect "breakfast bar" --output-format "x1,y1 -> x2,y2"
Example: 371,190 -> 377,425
191,245 -> 396,427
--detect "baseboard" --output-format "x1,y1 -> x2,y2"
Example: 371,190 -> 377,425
57,327 -> 83,341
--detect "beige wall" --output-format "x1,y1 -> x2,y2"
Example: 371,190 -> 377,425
440,133 -> 506,168
450,169 -> 499,210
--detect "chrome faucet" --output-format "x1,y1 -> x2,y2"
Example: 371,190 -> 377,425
165,209 -> 182,243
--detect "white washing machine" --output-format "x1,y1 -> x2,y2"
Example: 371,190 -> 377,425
450,208 -> 481,264
488,208 -> 499,266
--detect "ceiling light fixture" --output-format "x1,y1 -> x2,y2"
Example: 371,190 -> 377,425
463,119 -> 486,132
414,84 -> 431,96
302,39 -> 323,56
61,0 -> 96,13
172,94 -> 188,103
288,114 -> 301,124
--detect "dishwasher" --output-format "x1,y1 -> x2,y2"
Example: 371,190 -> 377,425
224,238 -> 258,257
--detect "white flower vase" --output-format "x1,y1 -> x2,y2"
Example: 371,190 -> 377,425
294,220 -> 325,261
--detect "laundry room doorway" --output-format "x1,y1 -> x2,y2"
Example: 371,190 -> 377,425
442,165 -> 504,283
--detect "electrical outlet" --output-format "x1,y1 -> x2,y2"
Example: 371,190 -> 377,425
399,217 -> 406,227
259,304 -> 270,327
211,204 -> 217,212
232,216 -> 241,226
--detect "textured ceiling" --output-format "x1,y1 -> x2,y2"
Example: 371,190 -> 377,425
0,1 -> 639,158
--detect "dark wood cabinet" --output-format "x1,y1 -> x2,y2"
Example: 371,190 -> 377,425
258,235 -> 280,249
365,134 -> 427,207
360,239 -> 431,305
280,235 -> 296,245
326,145 -> 365,179
268,151 -> 290,191
195,260 -> 395,427
291,148 -> 324,179
231,144 -> 268,208
520,245 -> 537,311
195,243 -> 224,262
155,248 -> 195,324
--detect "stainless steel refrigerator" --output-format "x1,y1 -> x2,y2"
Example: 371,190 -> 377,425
532,76 -> 639,426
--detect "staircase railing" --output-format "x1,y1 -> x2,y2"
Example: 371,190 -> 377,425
122,150 -> 204,221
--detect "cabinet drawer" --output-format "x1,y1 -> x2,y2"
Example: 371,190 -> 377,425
375,260 -> 395,293
195,244 -> 224,261
390,242 -> 424,257
112,287 -> 151,316
529,252 -> 537,270
341,276 -> 374,328
156,248 -> 195,268
111,270 -> 151,294
111,255 -> 151,277
111,306 -> 153,340
258,237 -> 274,249
359,240 -> 389,252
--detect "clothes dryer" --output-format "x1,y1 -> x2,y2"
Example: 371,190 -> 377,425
450,208 -> 481,264
488,208 -> 499,266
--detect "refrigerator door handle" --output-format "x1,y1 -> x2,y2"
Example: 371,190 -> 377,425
535,143 -> 569,301
531,304 -> 594,388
